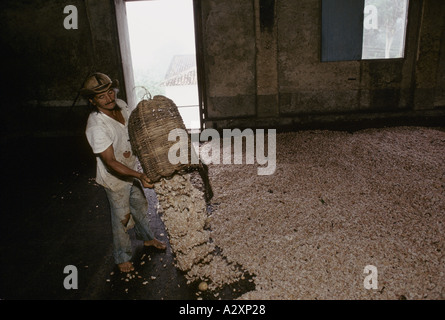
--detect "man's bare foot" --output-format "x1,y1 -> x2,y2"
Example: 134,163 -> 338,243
118,261 -> 134,273
144,238 -> 166,250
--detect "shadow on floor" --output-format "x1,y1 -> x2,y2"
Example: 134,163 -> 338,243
0,135 -> 254,300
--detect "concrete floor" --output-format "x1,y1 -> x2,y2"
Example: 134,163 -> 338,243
0,135 -> 253,300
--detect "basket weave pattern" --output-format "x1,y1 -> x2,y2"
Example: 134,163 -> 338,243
128,95 -> 196,182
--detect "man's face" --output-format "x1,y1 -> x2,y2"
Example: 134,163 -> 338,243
90,89 -> 116,111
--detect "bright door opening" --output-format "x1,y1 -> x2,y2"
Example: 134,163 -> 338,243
125,0 -> 200,130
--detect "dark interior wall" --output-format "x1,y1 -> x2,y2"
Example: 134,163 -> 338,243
200,0 -> 445,130
0,0 -> 126,137
414,0 -> 445,109
0,0 -> 89,105
0,0 -> 444,138
200,0 -> 257,120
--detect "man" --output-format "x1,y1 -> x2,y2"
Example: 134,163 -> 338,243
81,72 -> 166,273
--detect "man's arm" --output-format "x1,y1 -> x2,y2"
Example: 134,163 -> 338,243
99,144 -> 154,188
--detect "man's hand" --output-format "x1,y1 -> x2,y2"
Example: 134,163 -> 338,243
139,173 -> 154,189
99,145 -> 155,188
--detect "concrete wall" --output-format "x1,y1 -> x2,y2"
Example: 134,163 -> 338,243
0,0 -> 444,138
199,0 -> 445,130
0,0 -> 127,137
201,0 -> 257,120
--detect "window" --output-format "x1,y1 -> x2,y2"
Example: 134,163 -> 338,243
362,0 -> 409,59
321,0 -> 409,62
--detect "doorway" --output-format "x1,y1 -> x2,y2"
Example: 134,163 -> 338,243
125,0 -> 201,130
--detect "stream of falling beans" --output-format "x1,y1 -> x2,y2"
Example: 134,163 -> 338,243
154,173 -> 244,290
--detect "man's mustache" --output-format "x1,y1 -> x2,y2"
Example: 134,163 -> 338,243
106,100 -> 116,105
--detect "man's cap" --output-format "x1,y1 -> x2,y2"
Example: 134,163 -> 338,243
80,73 -> 119,97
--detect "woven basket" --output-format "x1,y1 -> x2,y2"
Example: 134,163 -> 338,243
128,95 -> 199,183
